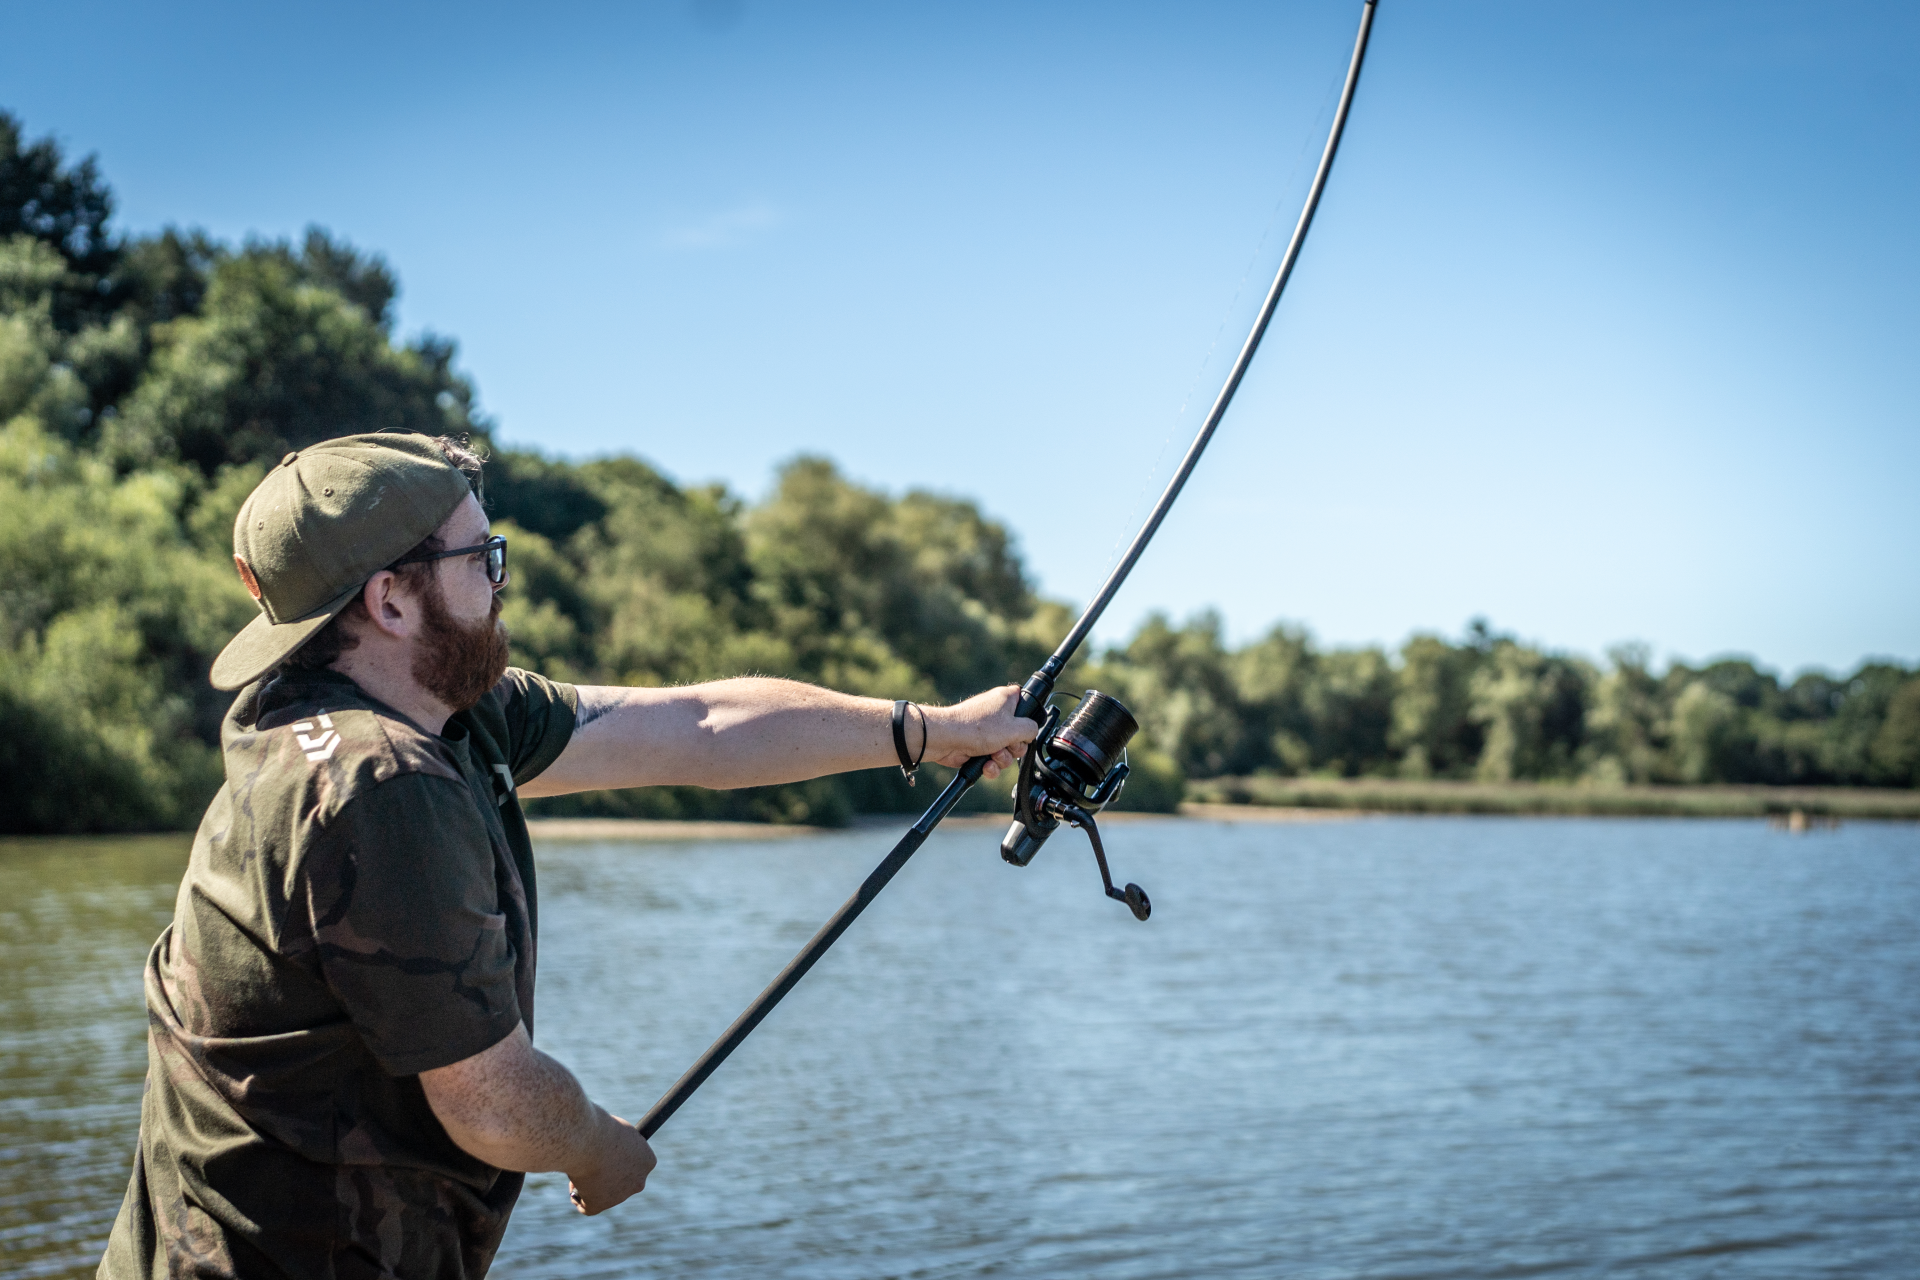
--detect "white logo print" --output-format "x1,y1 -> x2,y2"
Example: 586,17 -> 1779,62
292,713 -> 341,762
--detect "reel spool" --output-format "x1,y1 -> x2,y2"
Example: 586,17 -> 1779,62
1000,690 -> 1152,921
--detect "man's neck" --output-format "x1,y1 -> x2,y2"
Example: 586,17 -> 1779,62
330,652 -> 456,736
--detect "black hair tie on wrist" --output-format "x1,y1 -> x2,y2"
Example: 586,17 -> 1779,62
892,700 -> 928,785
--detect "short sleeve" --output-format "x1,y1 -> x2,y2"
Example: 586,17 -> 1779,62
303,774 -> 523,1076
489,667 -> 578,786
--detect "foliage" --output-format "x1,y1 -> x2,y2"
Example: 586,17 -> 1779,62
0,113 -> 118,328
1095,612 -> 1920,790
109,241 -> 471,475
0,420 -> 252,831
0,108 -> 1912,833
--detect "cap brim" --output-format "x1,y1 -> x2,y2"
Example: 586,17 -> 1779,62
209,582 -> 364,691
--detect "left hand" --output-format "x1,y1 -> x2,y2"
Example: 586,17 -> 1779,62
565,1110 -> 656,1215
922,685 -> 1038,780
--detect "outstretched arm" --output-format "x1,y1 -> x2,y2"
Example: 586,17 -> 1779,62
517,679 -> 1035,798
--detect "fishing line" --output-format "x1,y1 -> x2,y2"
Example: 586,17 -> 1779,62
1091,39 -> 1357,629
636,0 -> 1380,1143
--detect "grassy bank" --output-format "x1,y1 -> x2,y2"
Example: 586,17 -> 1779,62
1186,776 -> 1920,820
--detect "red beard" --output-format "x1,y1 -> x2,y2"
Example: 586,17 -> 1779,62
413,581 -> 510,712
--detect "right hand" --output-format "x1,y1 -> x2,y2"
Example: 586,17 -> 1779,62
925,684 -> 1039,780
567,1112 -> 657,1214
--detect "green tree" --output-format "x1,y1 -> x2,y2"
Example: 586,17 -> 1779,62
1469,640 -> 1590,782
0,236 -> 92,438
1869,678 -> 1920,786
1302,646 -> 1397,777
1667,679 -> 1741,784
1817,663 -> 1911,782
1583,644 -> 1664,783
741,456 -> 1052,701
0,112 -> 119,329
1094,611 -> 1249,778
1389,633 -> 1482,778
110,234 -> 474,474
484,446 -> 610,543
1231,622 -> 1317,774
0,419 -> 253,831
579,456 -> 779,689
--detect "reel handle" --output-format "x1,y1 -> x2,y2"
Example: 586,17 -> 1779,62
1060,802 -> 1151,924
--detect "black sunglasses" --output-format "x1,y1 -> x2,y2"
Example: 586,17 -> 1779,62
391,534 -> 508,585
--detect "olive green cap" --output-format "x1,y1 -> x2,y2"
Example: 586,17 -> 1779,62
211,434 -> 475,691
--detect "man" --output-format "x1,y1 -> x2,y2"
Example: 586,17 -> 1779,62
101,432 -> 1035,1279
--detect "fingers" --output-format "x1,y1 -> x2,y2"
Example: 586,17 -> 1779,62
919,685 -> 1034,774
569,1116 -> 656,1214
999,686 -> 1041,742
929,746 -> 1017,775
981,747 -> 1018,780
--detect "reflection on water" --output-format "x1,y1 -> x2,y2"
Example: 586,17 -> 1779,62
5,819 -> 1918,1278
0,836 -> 189,1280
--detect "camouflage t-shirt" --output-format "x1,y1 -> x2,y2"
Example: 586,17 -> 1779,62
99,666 -> 576,1280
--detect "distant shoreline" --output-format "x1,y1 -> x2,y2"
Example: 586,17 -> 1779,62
524,818 -> 830,842
519,783 -> 1920,844
519,807 -> 1353,844
1185,777 -> 1920,821
6,786 -> 1912,851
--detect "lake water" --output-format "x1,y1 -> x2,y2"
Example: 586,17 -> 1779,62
3,815 -> 1918,1278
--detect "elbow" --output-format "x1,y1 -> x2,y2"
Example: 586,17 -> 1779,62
419,1023 -> 573,1173
423,1078 -> 531,1170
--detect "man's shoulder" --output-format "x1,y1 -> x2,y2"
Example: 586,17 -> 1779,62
465,667 -> 576,738
223,674 -> 467,826
453,666 -> 579,780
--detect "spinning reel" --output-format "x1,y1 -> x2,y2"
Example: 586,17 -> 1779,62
1000,690 -> 1152,921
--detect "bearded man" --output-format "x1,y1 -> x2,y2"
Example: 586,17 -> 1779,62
100,432 -> 1035,1279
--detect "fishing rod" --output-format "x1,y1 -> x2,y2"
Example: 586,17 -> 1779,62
638,0 -> 1379,1141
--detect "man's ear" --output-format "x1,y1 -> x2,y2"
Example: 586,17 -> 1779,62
358,570 -> 417,640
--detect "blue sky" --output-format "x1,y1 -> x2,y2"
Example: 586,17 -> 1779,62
7,0 -> 1915,675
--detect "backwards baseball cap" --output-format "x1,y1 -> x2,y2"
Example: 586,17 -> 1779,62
210,433 -> 477,691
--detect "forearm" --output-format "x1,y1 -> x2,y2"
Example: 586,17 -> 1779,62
422,1024 -> 615,1173
630,676 -> 896,787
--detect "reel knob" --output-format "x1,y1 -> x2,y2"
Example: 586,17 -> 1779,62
1000,819 -> 1049,867
1123,883 -> 1151,922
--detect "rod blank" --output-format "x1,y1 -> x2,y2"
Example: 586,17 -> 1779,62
1043,0 -> 1378,683
635,0 -> 1381,1141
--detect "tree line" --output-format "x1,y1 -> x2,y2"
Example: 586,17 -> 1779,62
1087,615 -> 1919,793
2,113 -> 1914,833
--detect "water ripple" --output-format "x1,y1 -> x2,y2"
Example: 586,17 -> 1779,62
6,820 -> 1920,1277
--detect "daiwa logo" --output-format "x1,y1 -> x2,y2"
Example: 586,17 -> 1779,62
292,714 -> 341,762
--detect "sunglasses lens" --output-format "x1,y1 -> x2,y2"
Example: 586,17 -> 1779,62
488,541 -> 506,584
